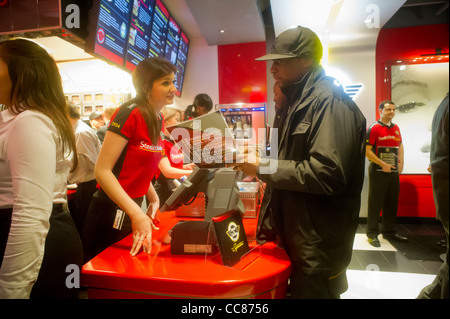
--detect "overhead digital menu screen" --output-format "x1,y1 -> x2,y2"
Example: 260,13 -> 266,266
92,0 -> 133,67
174,31 -> 189,96
87,0 -> 190,96
164,17 -> 181,65
125,0 -> 156,71
148,0 -> 169,58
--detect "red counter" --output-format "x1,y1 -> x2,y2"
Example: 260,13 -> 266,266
81,211 -> 292,299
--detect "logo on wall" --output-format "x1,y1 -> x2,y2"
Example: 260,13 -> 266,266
344,84 -> 364,100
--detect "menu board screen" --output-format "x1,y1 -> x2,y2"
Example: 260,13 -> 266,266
174,31 -> 189,96
148,0 -> 169,58
125,0 -> 156,71
93,0 -> 133,67
164,17 -> 181,65
87,0 -> 189,95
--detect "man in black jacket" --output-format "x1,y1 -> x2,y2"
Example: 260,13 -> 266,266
236,26 -> 366,298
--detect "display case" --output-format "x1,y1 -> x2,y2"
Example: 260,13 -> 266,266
216,103 -> 267,147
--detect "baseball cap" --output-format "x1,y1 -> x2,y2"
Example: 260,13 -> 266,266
89,111 -> 102,121
256,26 -> 323,61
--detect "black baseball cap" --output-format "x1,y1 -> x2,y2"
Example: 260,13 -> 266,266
89,111 -> 102,121
256,26 -> 323,61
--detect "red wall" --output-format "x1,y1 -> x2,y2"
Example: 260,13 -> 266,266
217,41 -> 267,104
376,23 -> 449,218
376,24 -> 449,110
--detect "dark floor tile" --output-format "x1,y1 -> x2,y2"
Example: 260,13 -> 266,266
351,250 -> 395,272
381,251 -> 430,274
418,260 -> 444,275
397,223 -> 445,237
348,252 -> 364,270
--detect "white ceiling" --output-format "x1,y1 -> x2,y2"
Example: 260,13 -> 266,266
181,0 -> 267,45
31,0 -> 447,62
270,0 -> 406,50
179,0 -> 407,49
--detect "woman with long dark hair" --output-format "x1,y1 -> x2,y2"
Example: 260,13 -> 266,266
0,38 -> 82,299
82,57 -> 177,261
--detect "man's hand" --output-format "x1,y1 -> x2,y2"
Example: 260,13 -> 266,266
233,146 -> 260,176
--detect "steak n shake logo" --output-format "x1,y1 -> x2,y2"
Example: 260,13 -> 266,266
226,222 -> 240,242
379,134 -> 401,142
226,222 -> 245,253
139,141 -> 163,152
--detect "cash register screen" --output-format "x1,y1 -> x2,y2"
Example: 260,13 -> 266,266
160,167 -> 215,212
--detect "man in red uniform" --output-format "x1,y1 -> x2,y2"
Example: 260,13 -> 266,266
366,100 -> 408,247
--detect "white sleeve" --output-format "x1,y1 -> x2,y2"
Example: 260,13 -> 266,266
0,112 -> 56,299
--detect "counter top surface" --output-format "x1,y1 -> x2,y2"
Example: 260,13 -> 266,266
81,211 -> 292,298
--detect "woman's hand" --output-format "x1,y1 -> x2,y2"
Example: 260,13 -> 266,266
129,183 -> 161,256
183,163 -> 196,170
130,211 -> 159,256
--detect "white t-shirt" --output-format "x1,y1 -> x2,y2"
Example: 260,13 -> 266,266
67,119 -> 100,185
0,108 -> 72,298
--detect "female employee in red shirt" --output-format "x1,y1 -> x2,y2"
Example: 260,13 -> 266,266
154,107 -> 195,206
82,57 -> 177,262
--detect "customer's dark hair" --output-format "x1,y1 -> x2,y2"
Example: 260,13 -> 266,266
378,100 -> 396,110
0,38 -> 78,170
193,93 -> 213,112
127,57 -> 176,144
68,102 -> 80,119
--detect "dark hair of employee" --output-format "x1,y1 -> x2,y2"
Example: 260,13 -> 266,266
193,93 -> 213,116
0,39 -> 77,168
130,57 -> 177,144
0,38 -> 82,299
82,57 -> 177,262
183,93 -> 213,120
378,100 -> 395,110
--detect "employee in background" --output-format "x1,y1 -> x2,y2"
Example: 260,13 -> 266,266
89,111 -> 105,131
97,104 -> 118,144
82,57 -> 176,262
67,103 -> 101,236
365,100 -> 407,247
154,106 -> 195,206
183,93 -> 213,120
0,38 -> 82,298
235,26 -> 366,298
418,93 -> 449,299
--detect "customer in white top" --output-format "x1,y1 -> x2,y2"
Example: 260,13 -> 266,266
68,103 -> 101,236
0,38 -> 82,299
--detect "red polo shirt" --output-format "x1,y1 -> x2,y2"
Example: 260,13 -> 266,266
366,120 -> 402,156
107,103 -> 164,198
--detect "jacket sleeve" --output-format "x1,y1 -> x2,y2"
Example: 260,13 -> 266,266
258,96 -> 365,196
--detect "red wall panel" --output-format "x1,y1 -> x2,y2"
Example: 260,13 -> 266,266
376,24 -> 449,110
217,41 -> 267,104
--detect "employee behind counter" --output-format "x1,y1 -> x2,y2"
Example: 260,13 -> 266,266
82,57 -> 177,262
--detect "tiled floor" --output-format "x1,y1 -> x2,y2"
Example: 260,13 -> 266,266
342,222 -> 446,299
